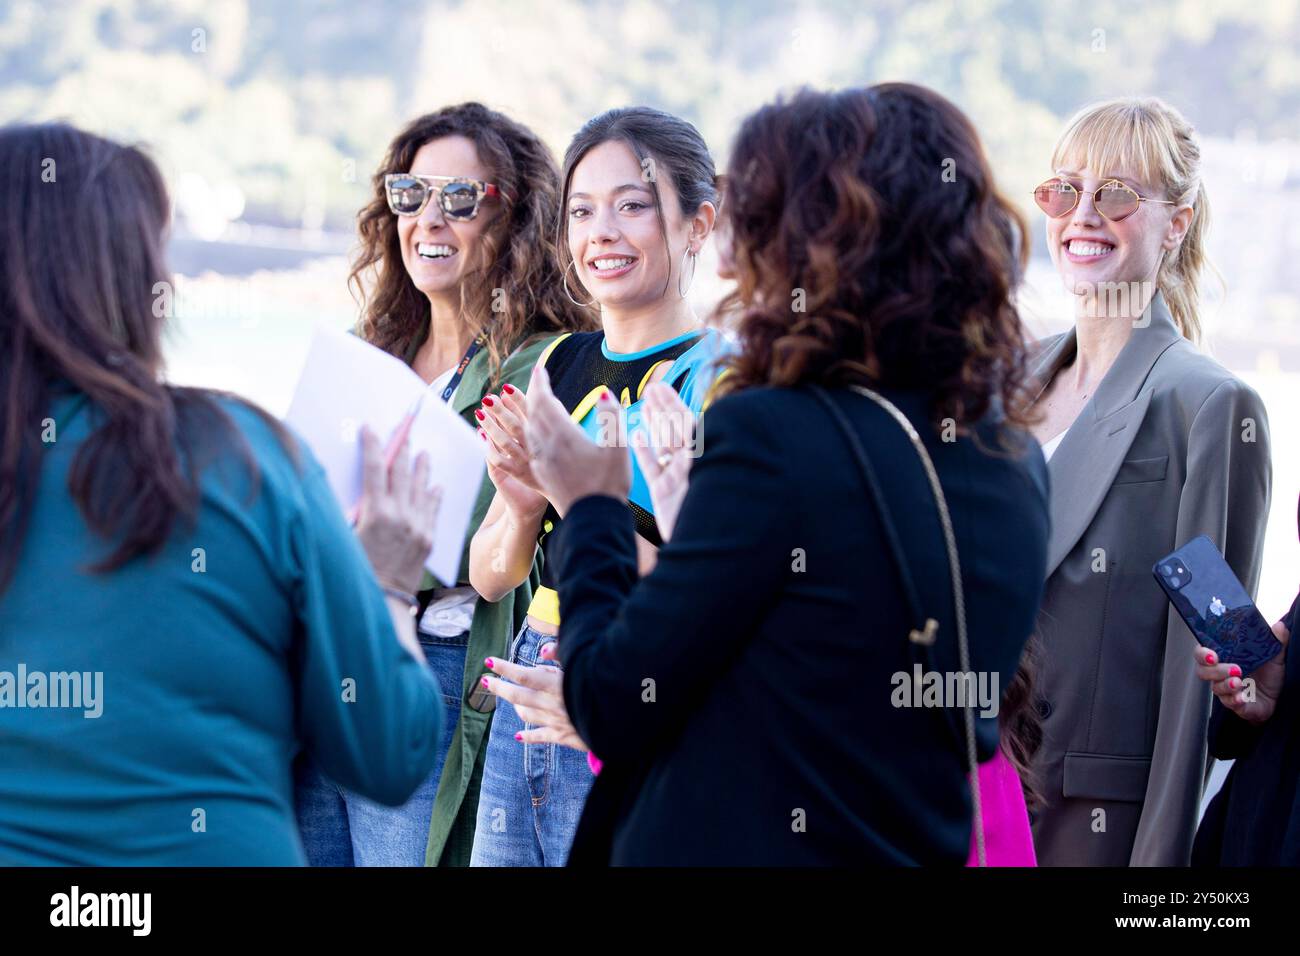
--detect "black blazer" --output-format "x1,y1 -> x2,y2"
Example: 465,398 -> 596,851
552,385 -> 1050,865
1193,496 -> 1300,866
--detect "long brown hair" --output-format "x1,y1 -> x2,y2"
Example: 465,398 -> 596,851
351,103 -> 593,380
0,123 -> 283,594
717,84 -> 1035,435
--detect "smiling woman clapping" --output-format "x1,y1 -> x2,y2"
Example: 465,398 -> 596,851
500,85 -> 1052,865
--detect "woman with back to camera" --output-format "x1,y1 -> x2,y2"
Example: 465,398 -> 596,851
0,123 -> 443,865
1025,98 -> 1271,866
293,102 -> 592,867
466,106 -> 728,866
500,83 -> 1052,864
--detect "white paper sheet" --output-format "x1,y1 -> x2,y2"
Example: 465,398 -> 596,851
284,328 -> 486,586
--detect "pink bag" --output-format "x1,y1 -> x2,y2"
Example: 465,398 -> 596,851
966,748 -> 1037,866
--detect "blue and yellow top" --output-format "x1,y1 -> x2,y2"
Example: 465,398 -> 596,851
527,327 -> 730,626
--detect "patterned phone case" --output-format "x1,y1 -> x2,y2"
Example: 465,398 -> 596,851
1152,534 -> 1282,675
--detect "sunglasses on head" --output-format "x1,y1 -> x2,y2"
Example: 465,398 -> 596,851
1032,176 -> 1175,223
384,173 -> 505,220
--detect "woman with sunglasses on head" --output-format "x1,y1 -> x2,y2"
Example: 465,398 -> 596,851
1025,98 -> 1271,866
294,103 -> 593,867
465,106 -> 728,867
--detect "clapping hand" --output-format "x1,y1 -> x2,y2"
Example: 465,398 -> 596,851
353,426 -> 442,593
523,363 -> 630,516
478,383 -> 548,520
630,382 -> 696,542
481,643 -> 589,751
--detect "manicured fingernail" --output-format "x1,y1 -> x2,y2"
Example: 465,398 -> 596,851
1229,678 -> 1239,689
483,396 -> 495,407
503,384 -> 516,394
600,389 -> 611,401
485,657 -> 494,668
480,677 -> 490,688
475,409 -> 485,421
479,429 -> 487,440
1206,653 -> 1216,664
514,733 -> 523,741
1229,665 -> 1241,677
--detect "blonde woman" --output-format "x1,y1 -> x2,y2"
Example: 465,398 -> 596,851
1026,97 -> 1272,866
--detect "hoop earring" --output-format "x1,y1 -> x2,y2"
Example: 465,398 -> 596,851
563,258 -> 596,308
677,247 -> 698,299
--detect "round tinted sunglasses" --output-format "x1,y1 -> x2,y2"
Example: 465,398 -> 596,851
384,173 -> 505,220
1033,177 -> 1175,223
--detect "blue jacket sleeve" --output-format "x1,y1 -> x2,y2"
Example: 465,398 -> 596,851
553,392 -> 791,763
289,459 -> 443,806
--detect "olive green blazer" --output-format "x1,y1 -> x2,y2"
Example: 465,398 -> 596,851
418,332 -> 556,866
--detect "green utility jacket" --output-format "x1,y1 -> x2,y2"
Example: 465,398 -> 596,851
417,332 -> 555,866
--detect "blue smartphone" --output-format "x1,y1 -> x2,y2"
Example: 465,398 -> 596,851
1152,534 -> 1282,675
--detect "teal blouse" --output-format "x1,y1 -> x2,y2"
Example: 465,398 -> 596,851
0,391 -> 442,865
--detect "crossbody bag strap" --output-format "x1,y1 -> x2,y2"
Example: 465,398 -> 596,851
808,384 -> 985,866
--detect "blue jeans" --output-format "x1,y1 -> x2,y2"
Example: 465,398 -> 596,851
294,630 -> 466,866
469,623 -> 594,866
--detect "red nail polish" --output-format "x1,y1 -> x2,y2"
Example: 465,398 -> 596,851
503,384 -> 516,394
483,396 -> 495,407
479,429 -> 487,440
1230,665 -> 1241,678
514,733 -> 523,742
481,677 -> 489,688
485,657 -> 494,668
1206,653 -> 1216,665
601,389 -> 611,401
475,409 -> 485,421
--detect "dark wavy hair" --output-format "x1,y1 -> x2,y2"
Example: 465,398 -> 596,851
1001,645 -> 1043,808
351,102 -> 595,380
717,84 -> 1043,794
0,123 -> 285,595
717,83 -> 1035,435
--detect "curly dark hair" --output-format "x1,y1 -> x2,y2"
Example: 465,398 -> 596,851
717,83 -> 1035,436
350,102 -> 596,381
718,84 -> 1043,793
1001,644 -> 1044,810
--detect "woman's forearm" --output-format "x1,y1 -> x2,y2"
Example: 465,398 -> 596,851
635,535 -> 659,575
470,506 -> 544,602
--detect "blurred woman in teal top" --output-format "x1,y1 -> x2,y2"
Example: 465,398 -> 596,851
0,123 -> 445,865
